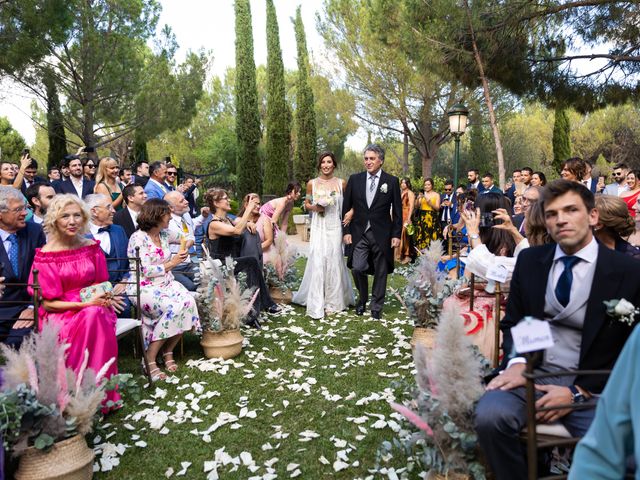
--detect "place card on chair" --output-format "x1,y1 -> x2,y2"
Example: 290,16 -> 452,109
512,316 -> 554,354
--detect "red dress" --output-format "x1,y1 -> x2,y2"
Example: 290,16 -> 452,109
622,190 -> 640,218
30,242 -> 120,406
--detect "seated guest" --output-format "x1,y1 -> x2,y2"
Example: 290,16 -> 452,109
560,157 -> 587,183
54,156 -> 95,199
594,195 -> 640,259
239,193 -> 274,261
127,199 -> 200,381
143,161 -> 169,200
113,183 -> 147,239
259,182 -> 302,234
84,194 -> 132,317
206,188 -> 280,329
474,180 -> 640,480
568,325 -> 640,479
163,190 -> 198,291
29,194 -> 121,406
512,185 -> 541,236
0,187 -> 46,347
94,157 -> 124,211
25,182 -> 56,225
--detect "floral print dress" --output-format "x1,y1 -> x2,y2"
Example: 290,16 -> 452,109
127,230 -> 201,349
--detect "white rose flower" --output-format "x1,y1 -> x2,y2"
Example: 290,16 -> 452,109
614,298 -> 635,316
380,183 -> 388,193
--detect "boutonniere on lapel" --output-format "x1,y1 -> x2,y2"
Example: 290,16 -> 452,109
603,298 -> 639,326
379,183 -> 388,194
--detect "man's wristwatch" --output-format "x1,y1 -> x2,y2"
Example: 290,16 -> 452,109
568,385 -> 586,404
469,233 -> 480,240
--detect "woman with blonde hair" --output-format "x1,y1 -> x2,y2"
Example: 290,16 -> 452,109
94,157 -> 124,210
29,194 -> 123,405
594,195 -> 640,259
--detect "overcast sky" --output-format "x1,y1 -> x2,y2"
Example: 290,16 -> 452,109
0,0 -> 328,146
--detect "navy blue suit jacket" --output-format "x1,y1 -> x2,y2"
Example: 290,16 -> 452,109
54,178 -> 95,199
85,224 -> 129,283
439,193 -> 459,224
0,222 -> 46,335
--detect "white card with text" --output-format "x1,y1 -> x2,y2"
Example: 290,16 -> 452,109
486,263 -> 509,283
512,317 -> 554,354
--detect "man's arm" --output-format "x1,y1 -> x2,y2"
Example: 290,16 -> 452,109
342,175 -> 354,236
390,177 -> 402,241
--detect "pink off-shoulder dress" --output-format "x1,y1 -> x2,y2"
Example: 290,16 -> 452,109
29,242 -> 120,406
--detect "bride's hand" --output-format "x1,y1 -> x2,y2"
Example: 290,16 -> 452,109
342,208 -> 354,226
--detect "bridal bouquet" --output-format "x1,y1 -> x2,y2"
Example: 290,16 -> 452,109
313,189 -> 336,216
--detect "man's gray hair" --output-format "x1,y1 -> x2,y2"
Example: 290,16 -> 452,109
84,193 -> 109,211
0,186 -> 26,211
364,143 -> 385,163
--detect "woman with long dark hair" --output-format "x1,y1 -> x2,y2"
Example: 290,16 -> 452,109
414,178 -> 440,250
396,177 -> 416,264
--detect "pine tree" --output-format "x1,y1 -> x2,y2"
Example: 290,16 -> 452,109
235,0 -> 262,197
552,107 -> 572,173
293,6 -> 317,185
43,69 -> 67,169
132,134 -> 148,164
264,0 -> 290,195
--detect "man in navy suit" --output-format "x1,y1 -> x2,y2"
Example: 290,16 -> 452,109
342,144 -> 402,319
54,157 -> 95,199
475,180 -> 640,479
85,194 -> 131,317
439,180 -> 456,233
113,184 -> 146,239
19,158 -> 47,196
0,187 -> 46,347
480,172 -> 503,194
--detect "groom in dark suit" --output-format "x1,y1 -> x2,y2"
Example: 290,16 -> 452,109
342,144 -> 402,319
475,180 -> 640,479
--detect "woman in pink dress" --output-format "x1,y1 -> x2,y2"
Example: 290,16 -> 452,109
259,182 -> 302,235
29,194 -> 121,406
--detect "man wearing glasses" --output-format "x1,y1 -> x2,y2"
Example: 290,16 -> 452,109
164,165 -> 178,191
0,187 -> 46,347
440,180 -> 457,233
603,163 -> 629,197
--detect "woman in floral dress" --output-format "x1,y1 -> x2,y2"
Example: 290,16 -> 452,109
127,198 -> 200,381
414,178 -> 441,250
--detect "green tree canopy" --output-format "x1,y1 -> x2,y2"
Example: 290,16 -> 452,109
0,117 -> 27,162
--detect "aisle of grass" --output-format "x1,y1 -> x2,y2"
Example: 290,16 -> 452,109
95,265 -> 419,479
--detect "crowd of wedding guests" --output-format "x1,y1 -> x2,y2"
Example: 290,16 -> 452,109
0,149 -> 289,384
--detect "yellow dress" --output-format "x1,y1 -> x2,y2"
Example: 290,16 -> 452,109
414,194 -> 440,250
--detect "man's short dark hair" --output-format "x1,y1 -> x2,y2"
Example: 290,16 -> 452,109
149,161 -> 165,176
613,162 -> 628,171
48,165 -> 60,173
133,160 -> 149,174
25,182 -> 51,209
468,169 -> 479,175
122,183 -> 141,204
512,169 -> 521,174
26,159 -> 38,170
483,172 -> 494,180
119,167 -> 131,176
521,167 -> 533,175
444,179 -> 454,186
541,179 -> 595,212
364,143 -> 385,162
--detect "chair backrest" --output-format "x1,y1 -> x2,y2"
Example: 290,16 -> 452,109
0,271 -> 41,341
106,246 -> 142,323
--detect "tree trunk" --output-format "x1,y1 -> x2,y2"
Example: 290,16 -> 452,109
421,153 -> 433,178
464,0 -> 506,190
402,128 -> 409,175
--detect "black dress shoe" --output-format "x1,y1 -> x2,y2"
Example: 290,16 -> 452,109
355,304 -> 366,316
371,310 -> 382,319
267,304 -> 281,314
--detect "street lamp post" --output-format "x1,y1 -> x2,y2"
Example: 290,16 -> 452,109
447,103 -> 469,189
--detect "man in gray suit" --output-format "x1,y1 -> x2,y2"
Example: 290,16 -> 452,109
603,162 -> 629,196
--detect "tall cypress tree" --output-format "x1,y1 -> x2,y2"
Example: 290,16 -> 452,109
132,133 -> 148,164
264,0 -> 290,195
235,0 -> 262,197
293,6 -> 317,185
552,107 -> 572,173
43,69 -> 67,169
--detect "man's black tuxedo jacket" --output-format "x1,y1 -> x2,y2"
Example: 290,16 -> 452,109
0,222 -> 46,321
342,170 -> 402,273
113,208 -> 137,239
20,176 -> 47,196
54,178 -> 95,199
501,242 -> 640,393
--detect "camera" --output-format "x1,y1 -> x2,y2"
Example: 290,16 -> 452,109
479,212 -> 496,227
21,148 -> 30,156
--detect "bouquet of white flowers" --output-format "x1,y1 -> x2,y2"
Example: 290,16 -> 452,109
313,189 -> 336,216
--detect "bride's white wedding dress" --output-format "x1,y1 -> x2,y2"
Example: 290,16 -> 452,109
293,178 -> 355,318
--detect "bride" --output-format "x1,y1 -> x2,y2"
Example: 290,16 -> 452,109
293,152 -> 355,318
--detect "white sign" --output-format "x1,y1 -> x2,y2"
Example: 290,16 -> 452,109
512,317 -> 554,354
486,263 -> 509,283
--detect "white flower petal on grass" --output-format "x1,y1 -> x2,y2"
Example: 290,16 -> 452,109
165,467 -> 174,478
333,460 -> 349,472
123,423 -> 135,431
286,463 -> 299,471
298,430 -> 320,442
176,461 -> 191,476
203,461 -> 217,473
134,440 -> 147,448
319,456 -> 330,465
264,457 -> 279,468
290,469 -> 302,477
239,451 -> 253,466
261,442 -> 273,451
372,419 -> 387,429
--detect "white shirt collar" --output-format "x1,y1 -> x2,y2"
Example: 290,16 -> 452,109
368,170 -> 381,180
0,228 -> 15,242
553,236 -> 598,264
149,178 -> 167,191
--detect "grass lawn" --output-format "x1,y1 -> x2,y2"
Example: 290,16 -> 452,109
94,262 -> 422,479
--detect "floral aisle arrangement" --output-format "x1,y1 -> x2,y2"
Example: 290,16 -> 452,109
264,234 -> 298,301
403,240 -> 465,347
383,304 -> 490,479
196,254 -> 259,359
0,323 -> 132,479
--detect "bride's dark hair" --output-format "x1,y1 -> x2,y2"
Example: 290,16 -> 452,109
316,151 -> 337,170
